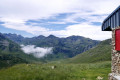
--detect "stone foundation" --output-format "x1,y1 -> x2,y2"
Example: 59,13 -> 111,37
109,73 -> 120,80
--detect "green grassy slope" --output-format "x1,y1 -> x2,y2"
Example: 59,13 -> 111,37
0,33 -> 44,68
66,39 -> 111,63
0,61 -> 111,80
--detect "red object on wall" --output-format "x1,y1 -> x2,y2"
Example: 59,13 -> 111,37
115,29 -> 120,51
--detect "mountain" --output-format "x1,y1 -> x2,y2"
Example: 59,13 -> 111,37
0,33 -> 44,68
4,33 -> 100,60
3,33 -> 24,43
66,39 -> 111,63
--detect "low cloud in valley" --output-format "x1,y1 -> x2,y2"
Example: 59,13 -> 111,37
21,45 -> 53,58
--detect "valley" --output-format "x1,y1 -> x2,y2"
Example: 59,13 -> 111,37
4,33 -> 100,60
0,33 -> 111,80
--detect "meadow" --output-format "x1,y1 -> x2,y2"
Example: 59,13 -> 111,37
0,61 -> 111,80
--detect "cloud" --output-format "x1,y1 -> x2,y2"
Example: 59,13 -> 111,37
2,22 -> 50,35
21,45 -> 53,58
45,23 -> 111,40
2,21 -> 111,40
0,0 -> 119,22
64,23 -> 112,40
0,0 -> 119,40
0,0 -> 78,21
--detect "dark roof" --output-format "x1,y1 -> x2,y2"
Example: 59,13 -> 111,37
103,6 -> 120,23
102,6 -> 120,31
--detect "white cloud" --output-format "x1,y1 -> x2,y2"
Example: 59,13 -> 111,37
0,0 -> 118,40
0,0 -> 78,21
21,45 -> 53,58
0,0 -> 119,21
64,23 -> 112,40
2,20 -> 111,40
2,22 -> 50,34
46,23 -> 112,40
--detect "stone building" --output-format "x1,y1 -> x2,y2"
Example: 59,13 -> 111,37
102,6 -> 120,80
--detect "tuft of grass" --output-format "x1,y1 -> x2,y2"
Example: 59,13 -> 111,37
0,61 -> 111,80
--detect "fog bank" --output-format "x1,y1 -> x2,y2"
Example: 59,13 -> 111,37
21,45 -> 53,58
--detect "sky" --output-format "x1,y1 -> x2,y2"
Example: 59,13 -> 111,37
0,0 -> 119,40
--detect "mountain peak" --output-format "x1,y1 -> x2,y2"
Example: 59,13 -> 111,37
0,33 -> 6,40
37,35 -> 45,38
47,35 -> 57,38
4,33 -> 24,38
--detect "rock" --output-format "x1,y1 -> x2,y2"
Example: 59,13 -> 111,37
51,65 -> 56,69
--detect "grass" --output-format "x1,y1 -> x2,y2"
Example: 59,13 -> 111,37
0,61 -> 111,80
64,39 -> 111,63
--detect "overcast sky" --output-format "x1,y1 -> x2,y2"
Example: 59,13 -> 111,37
0,0 -> 119,40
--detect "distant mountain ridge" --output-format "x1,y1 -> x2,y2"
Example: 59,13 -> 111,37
66,39 -> 111,63
4,33 -> 100,60
0,33 -> 44,68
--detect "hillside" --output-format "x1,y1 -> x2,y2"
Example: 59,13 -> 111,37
0,33 -> 44,68
0,62 -> 111,80
4,33 -> 100,60
66,39 -> 111,63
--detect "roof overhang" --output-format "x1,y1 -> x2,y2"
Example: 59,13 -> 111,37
102,6 -> 120,31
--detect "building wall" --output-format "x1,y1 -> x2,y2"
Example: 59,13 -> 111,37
109,27 -> 120,80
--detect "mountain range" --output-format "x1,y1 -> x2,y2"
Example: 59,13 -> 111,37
0,33 -> 45,68
4,33 -> 100,60
66,39 -> 111,63
0,32 -> 112,69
